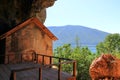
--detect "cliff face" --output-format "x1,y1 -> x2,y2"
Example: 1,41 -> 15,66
0,0 -> 56,64
0,0 -> 56,28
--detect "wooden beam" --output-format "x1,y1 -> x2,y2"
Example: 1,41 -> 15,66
39,68 -> 42,80
58,59 -> 61,80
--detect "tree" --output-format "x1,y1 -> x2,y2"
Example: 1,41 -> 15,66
54,44 -> 95,80
96,33 -> 120,54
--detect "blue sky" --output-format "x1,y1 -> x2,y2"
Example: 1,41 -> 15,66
45,0 -> 120,33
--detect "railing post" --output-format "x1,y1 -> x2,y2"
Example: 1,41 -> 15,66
42,55 -> 44,65
73,61 -> 77,77
36,54 -> 38,63
32,53 -> 33,62
39,67 -> 42,80
32,53 -> 35,62
21,54 -> 22,63
8,55 -> 9,64
58,58 -> 61,80
13,72 -> 16,80
49,56 -> 52,68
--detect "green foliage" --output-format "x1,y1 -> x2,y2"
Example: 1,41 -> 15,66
96,33 -> 120,54
54,33 -> 120,80
54,44 -> 96,80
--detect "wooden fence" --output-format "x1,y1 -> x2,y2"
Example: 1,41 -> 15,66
0,53 -> 76,80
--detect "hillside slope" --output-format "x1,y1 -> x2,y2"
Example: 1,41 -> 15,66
48,25 -> 109,48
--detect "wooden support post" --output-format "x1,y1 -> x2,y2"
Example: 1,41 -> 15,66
73,61 -> 76,77
42,55 -> 44,65
8,55 -> 9,64
21,54 -> 22,63
32,53 -> 33,62
49,56 -> 52,68
13,72 -> 16,80
58,59 -> 61,80
34,54 -> 37,63
32,53 -> 35,62
36,54 -> 38,63
39,68 -> 42,80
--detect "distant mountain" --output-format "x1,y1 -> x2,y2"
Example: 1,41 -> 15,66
47,25 -> 110,48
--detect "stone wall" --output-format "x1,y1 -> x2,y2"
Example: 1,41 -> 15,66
5,23 -> 53,64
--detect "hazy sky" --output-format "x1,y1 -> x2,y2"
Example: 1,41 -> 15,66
45,0 -> 120,33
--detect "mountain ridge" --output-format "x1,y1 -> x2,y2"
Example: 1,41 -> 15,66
47,25 -> 110,48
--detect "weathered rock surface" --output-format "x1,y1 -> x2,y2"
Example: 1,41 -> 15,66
89,54 -> 120,80
0,0 -> 56,28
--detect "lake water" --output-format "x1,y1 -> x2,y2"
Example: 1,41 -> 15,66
86,45 -> 97,53
75,44 -> 97,53
53,44 -> 97,53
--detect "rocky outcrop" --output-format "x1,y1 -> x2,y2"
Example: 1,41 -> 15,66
89,54 -> 120,80
0,0 -> 56,28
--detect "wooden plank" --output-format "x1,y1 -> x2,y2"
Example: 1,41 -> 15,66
42,68 -> 72,80
16,69 -> 38,80
0,64 -> 11,80
0,63 -> 73,80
